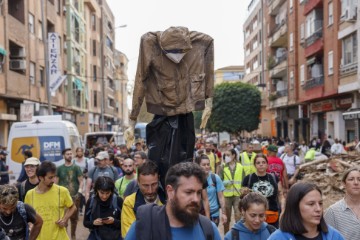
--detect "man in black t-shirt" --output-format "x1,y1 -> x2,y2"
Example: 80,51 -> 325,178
0,184 -> 43,240
18,157 -> 40,202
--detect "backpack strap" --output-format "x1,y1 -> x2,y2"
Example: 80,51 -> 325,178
17,201 -> 29,239
293,155 -> 296,168
20,180 -> 26,201
247,173 -> 253,188
198,214 -> 214,240
231,228 -> 239,240
266,224 -> 277,234
210,173 -> 220,211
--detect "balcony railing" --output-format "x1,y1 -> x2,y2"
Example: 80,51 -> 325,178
303,76 -> 324,90
268,18 -> 287,37
340,62 -> 358,76
305,22 -> 323,47
277,89 -> 288,97
268,53 -> 287,70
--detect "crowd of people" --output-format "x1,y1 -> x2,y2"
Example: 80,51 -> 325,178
0,136 -> 357,240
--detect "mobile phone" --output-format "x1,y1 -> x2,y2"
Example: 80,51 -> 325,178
102,217 -> 109,221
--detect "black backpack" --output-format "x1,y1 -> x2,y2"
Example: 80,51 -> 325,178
231,224 -> 276,239
136,203 -> 215,240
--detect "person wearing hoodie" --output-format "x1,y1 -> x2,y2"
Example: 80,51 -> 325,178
268,182 -> 344,240
224,192 -> 276,240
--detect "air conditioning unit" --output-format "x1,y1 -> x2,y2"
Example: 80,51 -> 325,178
10,60 -> 26,70
10,48 -> 26,58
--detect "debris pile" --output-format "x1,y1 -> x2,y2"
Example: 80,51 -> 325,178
298,153 -> 360,209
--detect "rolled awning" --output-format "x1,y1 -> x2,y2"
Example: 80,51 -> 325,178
0,46 -> 7,56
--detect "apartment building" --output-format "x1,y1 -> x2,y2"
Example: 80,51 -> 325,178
214,66 -> 245,85
256,0 -> 357,143
337,0 -> 360,142
243,0 -> 273,138
0,0 -> 128,144
114,50 -> 129,129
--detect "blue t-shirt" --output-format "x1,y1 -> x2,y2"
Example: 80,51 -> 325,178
206,173 -> 225,217
125,220 -> 222,240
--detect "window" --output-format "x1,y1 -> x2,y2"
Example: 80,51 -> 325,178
29,14 -> 35,34
300,65 -> 305,85
328,51 -> 334,75
93,91 -> 97,107
342,33 -> 357,65
290,71 -> 294,89
92,40 -> 96,56
93,65 -> 97,81
39,67 -> 44,86
108,97 -> 115,108
300,23 -> 305,41
91,14 -> 96,31
56,0 -> 61,15
38,21 -> 43,40
290,33 -> 294,51
305,9 -> 323,38
30,62 -> 35,85
289,0 -> 293,12
108,78 -> 114,89
106,36 -> 113,50
328,2 -> 333,26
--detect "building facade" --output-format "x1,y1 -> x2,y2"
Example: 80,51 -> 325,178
257,0 -> 357,143
244,0 -> 274,138
0,0 -> 128,145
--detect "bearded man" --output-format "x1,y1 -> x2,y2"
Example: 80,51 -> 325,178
124,162 -> 221,240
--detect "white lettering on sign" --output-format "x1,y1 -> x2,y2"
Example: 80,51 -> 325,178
44,142 -> 61,149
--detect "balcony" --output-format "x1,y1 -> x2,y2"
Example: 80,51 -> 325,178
268,23 -> 287,47
269,54 -> 287,78
268,18 -> 287,37
269,92 -> 288,108
84,0 -> 99,12
340,62 -> 358,77
305,26 -> 323,57
303,76 -> 324,90
304,0 -> 323,15
268,0 -> 287,16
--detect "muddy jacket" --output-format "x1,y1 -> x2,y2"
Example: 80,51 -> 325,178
130,26 -> 214,120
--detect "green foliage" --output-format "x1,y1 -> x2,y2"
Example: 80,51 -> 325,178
207,82 -> 261,135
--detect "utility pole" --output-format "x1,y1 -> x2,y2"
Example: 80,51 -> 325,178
41,0 -> 52,115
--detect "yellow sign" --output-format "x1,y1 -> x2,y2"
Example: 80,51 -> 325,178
11,137 -> 40,163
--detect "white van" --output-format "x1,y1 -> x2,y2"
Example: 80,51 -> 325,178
83,131 -> 125,149
7,115 -> 81,181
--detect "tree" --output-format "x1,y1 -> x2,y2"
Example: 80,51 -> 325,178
207,82 -> 261,136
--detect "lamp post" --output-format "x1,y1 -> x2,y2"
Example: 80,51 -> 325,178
100,24 -> 127,131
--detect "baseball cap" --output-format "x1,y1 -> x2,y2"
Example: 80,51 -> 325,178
24,157 -> 40,166
267,145 -> 278,152
96,151 -> 109,160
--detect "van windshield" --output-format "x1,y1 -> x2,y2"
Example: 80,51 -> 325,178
11,136 -> 65,163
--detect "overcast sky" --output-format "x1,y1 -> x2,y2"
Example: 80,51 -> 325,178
107,0 -> 251,81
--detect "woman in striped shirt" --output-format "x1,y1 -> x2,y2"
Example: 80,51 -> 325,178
324,167 -> 360,240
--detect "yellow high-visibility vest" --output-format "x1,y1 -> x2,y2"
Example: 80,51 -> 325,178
241,152 -> 256,176
223,163 -> 244,197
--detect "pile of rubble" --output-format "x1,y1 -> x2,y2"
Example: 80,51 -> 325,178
297,153 -> 360,209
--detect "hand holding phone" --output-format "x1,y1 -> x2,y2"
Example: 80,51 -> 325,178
102,217 -> 110,221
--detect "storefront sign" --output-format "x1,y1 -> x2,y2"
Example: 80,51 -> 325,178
20,103 -> 34,122
310,100 -> 335,113
343,111 -> 360,120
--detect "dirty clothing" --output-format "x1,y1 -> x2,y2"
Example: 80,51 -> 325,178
130,26 -> 214,120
